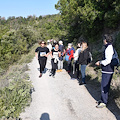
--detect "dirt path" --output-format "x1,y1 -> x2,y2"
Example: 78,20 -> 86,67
20,56 -> 118,120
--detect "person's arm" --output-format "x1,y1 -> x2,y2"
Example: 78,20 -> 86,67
62,49 -> 66,56
35,47 -> 38,59
58,51 -> 61,57
50,51 -> 53,58
35,52 -> 38,59
100,45 -> 113,66
45,52 -> 50,57
62,46 -> 66,56
74,49 -> 78,58
45,49 -> 50,57
69,50 -> 74,60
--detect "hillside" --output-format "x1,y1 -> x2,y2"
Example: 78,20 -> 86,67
0,0 -> 120,118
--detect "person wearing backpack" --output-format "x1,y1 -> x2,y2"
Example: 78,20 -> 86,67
78,42 -> 90,85
66,43 -> 75,73
57,40 -> 66,72
95,34 -> 115,108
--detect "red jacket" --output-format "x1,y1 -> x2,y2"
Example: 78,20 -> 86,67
66,48 -> 74,60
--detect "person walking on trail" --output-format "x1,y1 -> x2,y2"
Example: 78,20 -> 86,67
95,34 -> 114,108
66,43 -> 75,73
73,43 -> 82,79
52,40 -> 57,50
47,40 -> 52,52
35,41 -> 50,78
49,43 -> 61,78
78,42 -> 90,85
57,40 -> 66,72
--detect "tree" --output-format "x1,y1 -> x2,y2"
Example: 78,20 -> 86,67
55,0 -> 120,42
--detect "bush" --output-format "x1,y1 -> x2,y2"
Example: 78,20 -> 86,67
0,64 -> 33,119
0,76 -> 32,118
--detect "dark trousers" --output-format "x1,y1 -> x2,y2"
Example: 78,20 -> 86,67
67,58 -> 73,72
101,73 -> 113,104
75,61 -> 80,78
51,59 -> 58,75
39,59 -> 47,73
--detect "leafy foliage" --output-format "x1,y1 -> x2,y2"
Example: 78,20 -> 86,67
55,0 -> 120,42
0,65 -> 32,118
0,1 -> 120,117
0,79 -> 32,118
0,14 -> 66,70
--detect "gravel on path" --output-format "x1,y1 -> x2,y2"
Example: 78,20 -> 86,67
20,57 -> 117,120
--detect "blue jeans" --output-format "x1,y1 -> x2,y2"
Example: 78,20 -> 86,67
81,65 -> 87,83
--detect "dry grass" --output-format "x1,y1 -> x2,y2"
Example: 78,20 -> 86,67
0,43 -> 38,89
86,64 -> 120,110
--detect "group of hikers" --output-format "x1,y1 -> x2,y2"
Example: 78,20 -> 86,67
35,34 -> 119,108
35,39 -> 90,83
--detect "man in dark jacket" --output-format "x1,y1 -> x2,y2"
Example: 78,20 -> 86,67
57,40 -> 65,72
95,34 -> 114,108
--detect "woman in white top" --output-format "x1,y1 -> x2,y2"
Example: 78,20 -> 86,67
49,43 -> 61,77
73,43 -> 82,79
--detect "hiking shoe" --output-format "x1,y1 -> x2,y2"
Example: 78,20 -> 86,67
96,100 -> 102,104
79,82 -> 86,85
67,70 -> 71,73
96,103 -> 106,108
49,73 -> 53,76
52,74 -> 55,78
39,73 -> 42,78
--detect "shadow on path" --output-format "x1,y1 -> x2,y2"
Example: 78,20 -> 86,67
40,113 -> 50,120
84,75 -> 120,120
61,61 -> 120,119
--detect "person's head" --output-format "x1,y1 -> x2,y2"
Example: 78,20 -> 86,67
55,43 -> 59,50
81,42 -> 88,51
68,43 -> 72,48
103,34 -> 113,45
39,41 -> 46,47
59,40 -> 63,45
47,40 -> 50,43
77,43 -> 82,48
53,40 -> 57,44
47,40 -> 50,45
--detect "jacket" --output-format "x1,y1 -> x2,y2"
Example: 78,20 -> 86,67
101,44 -> 114,73
66,47 -> 74,60
78,48 -> 89,65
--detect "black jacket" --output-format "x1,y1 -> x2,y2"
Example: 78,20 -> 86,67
78,48 -> 89,65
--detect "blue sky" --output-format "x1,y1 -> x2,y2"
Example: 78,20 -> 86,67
0,0 -> 59,19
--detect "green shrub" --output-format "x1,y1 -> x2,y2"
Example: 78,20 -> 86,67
0,77 -> 32,118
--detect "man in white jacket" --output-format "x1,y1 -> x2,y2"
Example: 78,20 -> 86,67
95,34 -> 114,108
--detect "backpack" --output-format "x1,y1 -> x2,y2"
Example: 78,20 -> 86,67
111,49 -> 119,66
68,47 -> 75,55
59,45 -> 64,52
65,54 -> 69,61
87,52 -> 93,64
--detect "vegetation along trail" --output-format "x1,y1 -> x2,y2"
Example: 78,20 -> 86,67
19,56 -> 118,120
